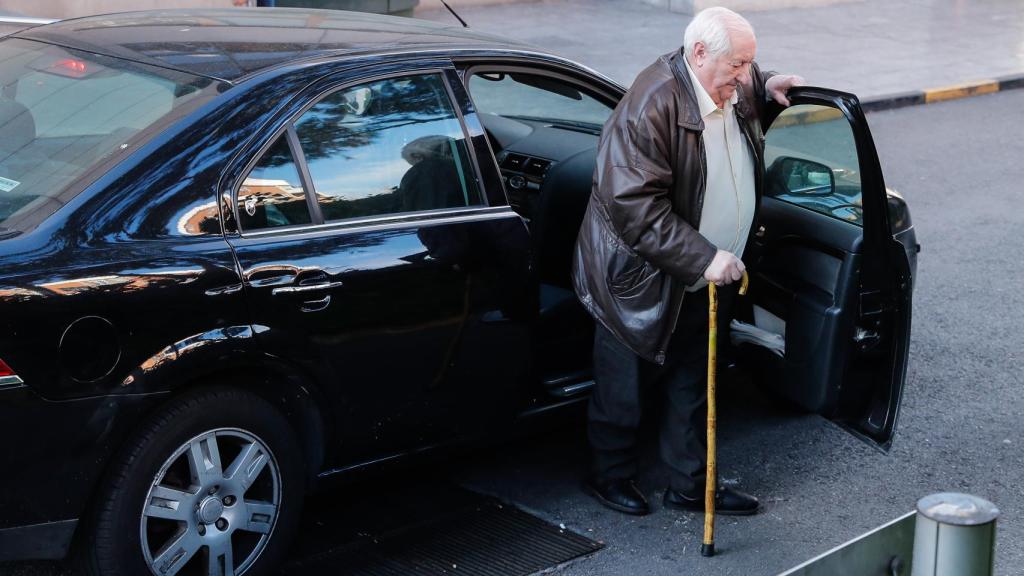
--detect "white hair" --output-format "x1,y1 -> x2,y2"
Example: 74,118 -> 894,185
683,7 -> 754,59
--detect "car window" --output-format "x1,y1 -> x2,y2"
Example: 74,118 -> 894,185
0,38 -> 216,236
293,73 -> 482,222
764,104 -> 863,225
468,72 -> 611,130
237,134 -> 312,231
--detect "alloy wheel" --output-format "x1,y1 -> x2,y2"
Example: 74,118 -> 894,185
139,428 -> 281,576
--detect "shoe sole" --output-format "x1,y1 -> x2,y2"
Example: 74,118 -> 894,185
583,484 -> 651,516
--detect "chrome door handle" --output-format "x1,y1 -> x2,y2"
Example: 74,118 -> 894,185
271,281 -> 344,296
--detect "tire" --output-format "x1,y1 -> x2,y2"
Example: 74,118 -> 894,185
81,387 -> 305,576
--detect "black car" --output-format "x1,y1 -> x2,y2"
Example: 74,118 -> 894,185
0,9 -> 916,576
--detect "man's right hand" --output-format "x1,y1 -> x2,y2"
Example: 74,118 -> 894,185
703,249 -> 745,286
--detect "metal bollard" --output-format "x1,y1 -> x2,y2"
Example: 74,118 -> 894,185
911,493 -> 999,576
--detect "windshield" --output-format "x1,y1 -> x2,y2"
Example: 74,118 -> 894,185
469,72 -> 612,129
0,38 -> 218,235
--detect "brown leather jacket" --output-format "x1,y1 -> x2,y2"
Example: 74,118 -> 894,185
572,49 -> 774,364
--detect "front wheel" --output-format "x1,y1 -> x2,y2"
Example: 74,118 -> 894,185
82,388 -> 305,576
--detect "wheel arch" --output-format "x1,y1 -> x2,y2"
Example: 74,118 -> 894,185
177,358 -> 330,482
70,350 -> 333,559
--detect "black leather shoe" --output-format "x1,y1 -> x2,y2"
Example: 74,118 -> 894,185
663,486 -> 759,516
584,477 -> 650,516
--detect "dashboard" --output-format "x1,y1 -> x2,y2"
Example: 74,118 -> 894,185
479,112 -> 600,220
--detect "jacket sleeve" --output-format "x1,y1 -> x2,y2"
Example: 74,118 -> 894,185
595,92 -> 716,286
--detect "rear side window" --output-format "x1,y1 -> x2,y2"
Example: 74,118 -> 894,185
0,38 -> 215,235
237,135 -> 312,231
294,73 -> 483,222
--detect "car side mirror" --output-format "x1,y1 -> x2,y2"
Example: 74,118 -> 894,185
767,156 -> 835,197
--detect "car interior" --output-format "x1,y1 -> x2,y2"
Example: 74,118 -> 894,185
466,68 -> 608,398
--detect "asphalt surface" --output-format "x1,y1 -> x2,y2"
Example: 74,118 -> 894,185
5,89 -> 1023,576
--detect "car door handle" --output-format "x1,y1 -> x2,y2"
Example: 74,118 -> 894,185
271,281 -> 344,296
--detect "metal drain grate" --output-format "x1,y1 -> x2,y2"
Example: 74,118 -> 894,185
281,498 -> 603,575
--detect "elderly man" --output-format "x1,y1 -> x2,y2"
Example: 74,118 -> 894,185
572,7 -> 803,516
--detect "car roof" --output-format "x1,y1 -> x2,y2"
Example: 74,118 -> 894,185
13,8 -> 535,83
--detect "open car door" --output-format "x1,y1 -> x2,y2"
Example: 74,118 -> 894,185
743,87 -> 913,450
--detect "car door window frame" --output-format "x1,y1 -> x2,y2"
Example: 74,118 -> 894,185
764,89 -> 892,253
229,64 -> 502,238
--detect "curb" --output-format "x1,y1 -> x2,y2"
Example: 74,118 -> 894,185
861,73 -> 1024,112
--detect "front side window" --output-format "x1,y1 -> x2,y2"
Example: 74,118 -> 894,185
293,73 -> 482,222
0,38 -> 215,236
764,104 -> 863,225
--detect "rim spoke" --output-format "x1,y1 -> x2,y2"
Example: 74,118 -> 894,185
145,485 -> 196,522
206,537 -> 235,576
241,499 -> 277,534
188,433 -> 224,486
224,441 -> 268,492
151,529 -> 202,576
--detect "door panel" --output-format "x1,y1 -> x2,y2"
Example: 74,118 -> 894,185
232,213 -> 530,461
749,198 -> 861,415
748,88 -> 912,449
228,66 -> 532,463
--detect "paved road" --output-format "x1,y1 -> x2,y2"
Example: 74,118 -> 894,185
6,88 -> 1023,576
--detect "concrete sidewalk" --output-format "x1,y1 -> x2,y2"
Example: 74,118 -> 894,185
416,0 -> 1024,105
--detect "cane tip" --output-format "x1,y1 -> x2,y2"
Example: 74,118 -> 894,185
701,543 -> 715,557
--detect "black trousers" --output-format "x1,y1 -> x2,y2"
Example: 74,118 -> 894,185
587,285 -> 736,495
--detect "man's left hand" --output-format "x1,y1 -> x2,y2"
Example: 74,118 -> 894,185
765,75 -> 806,106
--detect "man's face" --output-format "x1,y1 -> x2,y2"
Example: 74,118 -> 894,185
694,30 -> 757,107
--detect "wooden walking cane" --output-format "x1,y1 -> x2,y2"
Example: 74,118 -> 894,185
701,271 -> 748,558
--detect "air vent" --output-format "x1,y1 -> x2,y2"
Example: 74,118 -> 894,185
523,158 -> 551,177
501,153 -> 528,171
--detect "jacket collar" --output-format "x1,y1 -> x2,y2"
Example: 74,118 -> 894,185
668,49 -> 704,131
